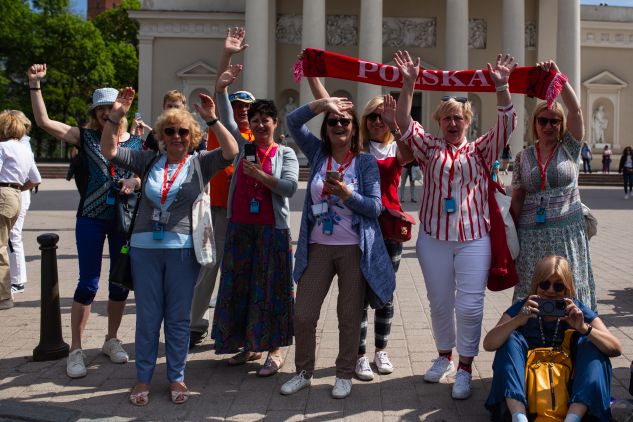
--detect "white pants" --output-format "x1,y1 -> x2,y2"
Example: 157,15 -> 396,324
9,191 -> 30,286
416,230 -> 490,357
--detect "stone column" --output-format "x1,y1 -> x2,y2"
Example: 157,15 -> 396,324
244,0 -> 271,99
445,0 -> 468,97
137,37 -> 154,122
300,0 -> 326,139
557,0 -> 581,98
537,0 -> 558,62
357,0 -> 383,112
502,0 -> 526,150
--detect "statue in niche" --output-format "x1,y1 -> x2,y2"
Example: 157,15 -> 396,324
279,96 -> 298,137
469,19 -> 487,49
592,105 -> 608,144
468,112 -> 480,140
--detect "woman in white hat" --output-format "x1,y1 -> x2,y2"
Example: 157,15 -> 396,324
28,64 -> 143,379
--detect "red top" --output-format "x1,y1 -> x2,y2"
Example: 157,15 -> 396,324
369,141 -> 402,211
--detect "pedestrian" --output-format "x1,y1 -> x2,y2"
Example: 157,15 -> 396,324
394,50 -> 517,400
100,86 -> 238,406
602,144 -> 612,173
399,160 -> 419,202
618,146 -> 633,199
501,144 -> 512,174
28,64 -> 143,378
581,142 -> 592,173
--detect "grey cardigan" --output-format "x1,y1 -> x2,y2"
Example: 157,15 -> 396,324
113,148 -> 232,235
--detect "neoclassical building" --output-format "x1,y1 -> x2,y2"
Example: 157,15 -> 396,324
129,0 -> 633,159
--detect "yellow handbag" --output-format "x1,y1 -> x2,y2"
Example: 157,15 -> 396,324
525,329 -> 575,422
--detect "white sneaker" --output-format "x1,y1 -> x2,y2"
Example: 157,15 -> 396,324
66,349 -> 87,378
374,351 -> 394,374
280,370 -> 311,395
355,356 -> 374,381
331,377 -> 352,399
451,368 -> 472,399
625,193 -> 630,199
423,356 -> 455,383
101,338 -> 129,363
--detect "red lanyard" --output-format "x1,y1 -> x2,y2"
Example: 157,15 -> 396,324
257,143 -> 276,169
536,143 -> 557,191
445,143 -> 466,198
109,163 -> 115,178
161,156 -> 187,205
321,151 -> 353,199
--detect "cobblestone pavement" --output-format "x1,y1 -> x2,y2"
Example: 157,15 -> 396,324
0,177 -> 631,421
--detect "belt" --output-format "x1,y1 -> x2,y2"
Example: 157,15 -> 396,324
0,183 -> 22,190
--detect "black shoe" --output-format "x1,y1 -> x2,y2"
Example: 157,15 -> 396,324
411,198 -> 417,203
189,330 -> 208,349
11,284 -> 25,294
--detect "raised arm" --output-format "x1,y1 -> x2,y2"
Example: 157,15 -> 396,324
27,64 -> 80,145
193,94 -> 238,161
215,64 -> 245,146
100,87 -> 135,160
393,50 -> 420,133
382,94 -> 414,164
216,27 -> 249,81
487,53 -> 517,108
537,60 -> 583,141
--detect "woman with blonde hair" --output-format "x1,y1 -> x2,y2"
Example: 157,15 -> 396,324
484,255 -> 621,422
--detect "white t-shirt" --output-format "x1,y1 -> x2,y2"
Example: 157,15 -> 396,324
0,139 -> 41,185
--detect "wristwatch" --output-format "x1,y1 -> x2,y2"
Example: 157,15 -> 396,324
206,118 -> 219,126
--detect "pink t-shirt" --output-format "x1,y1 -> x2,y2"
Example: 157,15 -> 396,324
309,157 -> 359,245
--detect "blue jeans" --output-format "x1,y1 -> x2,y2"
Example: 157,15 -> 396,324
623,171 -> 633,194
485,331 -> 613,421
74,217 -> 128,305
130,247 -> 199,384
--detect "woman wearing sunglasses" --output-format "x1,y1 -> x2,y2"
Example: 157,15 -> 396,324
281,96 -> 395,399
100,87 -> 239,405
484,255 -> 621,422
511,60 -> 596,311
394,50 -> 517,400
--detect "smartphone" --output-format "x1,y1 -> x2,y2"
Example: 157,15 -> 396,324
326,171 -> 342,181
535,298 -> 567,317
134,112 -> 142,120
244,143 -> 257,162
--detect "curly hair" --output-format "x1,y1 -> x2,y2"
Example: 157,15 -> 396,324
154,108 -> 202,152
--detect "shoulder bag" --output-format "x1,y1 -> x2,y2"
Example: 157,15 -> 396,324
191,156 -> 216,266
378,207 -> 416,242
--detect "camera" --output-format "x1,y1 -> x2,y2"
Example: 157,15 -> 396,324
135,112 -> 142,120
535,298 -> 567,317
244,143 -> 257,162
326,171 -> 342,181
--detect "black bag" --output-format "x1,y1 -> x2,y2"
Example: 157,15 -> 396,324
115,192 -> 139,235
110,244 -> 133,290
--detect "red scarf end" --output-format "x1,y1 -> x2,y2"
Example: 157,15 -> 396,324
293,60 -> 304,85
546,72 -> 568,109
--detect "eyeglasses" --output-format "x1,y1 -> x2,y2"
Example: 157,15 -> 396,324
536,117 -> 562,127
164,127 -> 190,137
538,280 -> 566,293
229,91 -> 255,102
326,118 -> 351,127
442,95 -> 468,104
366,113 -> 383,122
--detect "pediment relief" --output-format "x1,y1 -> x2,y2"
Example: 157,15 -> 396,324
583,71 -> 627,89
176,61 -> 217,79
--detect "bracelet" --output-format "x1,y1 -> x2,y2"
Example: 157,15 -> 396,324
29,87 -> 41,91
206,118 -> 219,126
582,325 -> 593,337
390,128 -> 401,136
106,117 -> 121,126
495,84 -> 509,92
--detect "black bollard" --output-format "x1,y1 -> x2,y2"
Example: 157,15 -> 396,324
33,233 -> 69,361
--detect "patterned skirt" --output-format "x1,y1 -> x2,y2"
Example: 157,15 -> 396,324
211,222 -> 294,354
513,213 -> 596,310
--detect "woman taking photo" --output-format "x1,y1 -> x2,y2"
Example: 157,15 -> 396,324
101,87 -> 238,405
484,255 -> 621,422
281,96 -> 395,399
394,50 -> 517,400
511,60 -> 596,310
28,64 -> 142,379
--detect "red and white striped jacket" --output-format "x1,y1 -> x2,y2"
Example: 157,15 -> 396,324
402,104 -> 516,242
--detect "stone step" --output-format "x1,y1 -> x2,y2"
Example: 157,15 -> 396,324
36,163 -> 70,179
578,173 -> 622,186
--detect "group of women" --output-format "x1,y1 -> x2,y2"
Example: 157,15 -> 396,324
22,30 -> 622,418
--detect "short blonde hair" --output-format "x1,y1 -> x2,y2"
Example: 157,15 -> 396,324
432,97 -> 473,126
163,90 -> 187,108
4,110 -> 32,134
359,95 -> 394,151
0,110 -> 27,141
529,101 -> 566,142
154,108 -> 202,151
528,255 -> 577,298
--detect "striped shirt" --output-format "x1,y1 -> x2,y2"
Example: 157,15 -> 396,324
402,104 -> 516,242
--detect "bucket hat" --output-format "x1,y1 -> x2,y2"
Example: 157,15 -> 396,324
228,90 -> 256,104
88,87 -> 118,113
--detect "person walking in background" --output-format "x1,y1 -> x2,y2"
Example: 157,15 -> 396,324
581,142 -> 592,174
399,160 -> 419,202
602,144 -> 612,174
500,144 -> 512,175
618,146 -> 633,199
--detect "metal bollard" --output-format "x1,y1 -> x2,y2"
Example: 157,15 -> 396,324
33,233 -> 69,361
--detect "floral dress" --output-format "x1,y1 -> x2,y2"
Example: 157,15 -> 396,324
512,132 -> 596,310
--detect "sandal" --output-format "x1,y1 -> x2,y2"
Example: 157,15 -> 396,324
129,388 -> 150,406
170,384 -> 191,405
257,353 -> 284,377
227,350 -> 262,366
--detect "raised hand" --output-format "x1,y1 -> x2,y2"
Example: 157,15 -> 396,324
382,94 -> 397,129
28,64 -> 47,84
536,60 -> 560,74
394,50 -> 420,85
193,93 -> 216,122
111,87 -> 135,121
224,26 -> 249,56
319,97 -> 353,115
487,54 -> 517,86
216,64 -> 243,91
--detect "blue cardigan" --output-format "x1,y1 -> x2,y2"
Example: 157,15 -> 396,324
287,104 -> 396,308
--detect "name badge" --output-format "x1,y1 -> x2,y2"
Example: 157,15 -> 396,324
152,222 -> 164,240
444,197 -> 456,214
105,191 -> 116,206
152,208 -> 161,222
536,207 -> 547,224
312,202 -> 328,216
322,217 -> 334,235
249,198 -> 260,214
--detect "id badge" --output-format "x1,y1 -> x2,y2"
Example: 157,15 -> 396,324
152,208 -> 161,222
249,198 -> 260,214
535,207 -> 547,224
444,197 -> 456,214
312,202 -> 328,216
105,191 -> 116,206
160,210 -> 170,225
152,222 -> 164,240
322,217 -> 334,235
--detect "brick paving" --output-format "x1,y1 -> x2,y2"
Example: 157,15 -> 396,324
0,176 -> 631,421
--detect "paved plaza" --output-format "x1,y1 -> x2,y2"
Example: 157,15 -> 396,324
0,175 -> 632,421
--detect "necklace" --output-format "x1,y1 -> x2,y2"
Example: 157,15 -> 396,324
538,316 -> 561,348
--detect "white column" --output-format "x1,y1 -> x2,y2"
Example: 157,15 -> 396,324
445,0 -> 468,98
537,0 -> 558,62
557,0 -> 581,99
244,0 -> 271,99
300,0 -> 326,137
503,0 -> 526,150
137,37 -> 154,122
357,0 -> 383,112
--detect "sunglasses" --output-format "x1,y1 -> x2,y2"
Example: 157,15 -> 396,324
536,117 -> 562,127
442,95 -> 468,103
229,92 -> 255,102
538,280 -> 566,293
366,113 -> 383,122
164,127 -> 190,137
326,118 -> 352,127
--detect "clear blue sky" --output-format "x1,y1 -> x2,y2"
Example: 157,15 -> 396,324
68,0 -> 633,19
